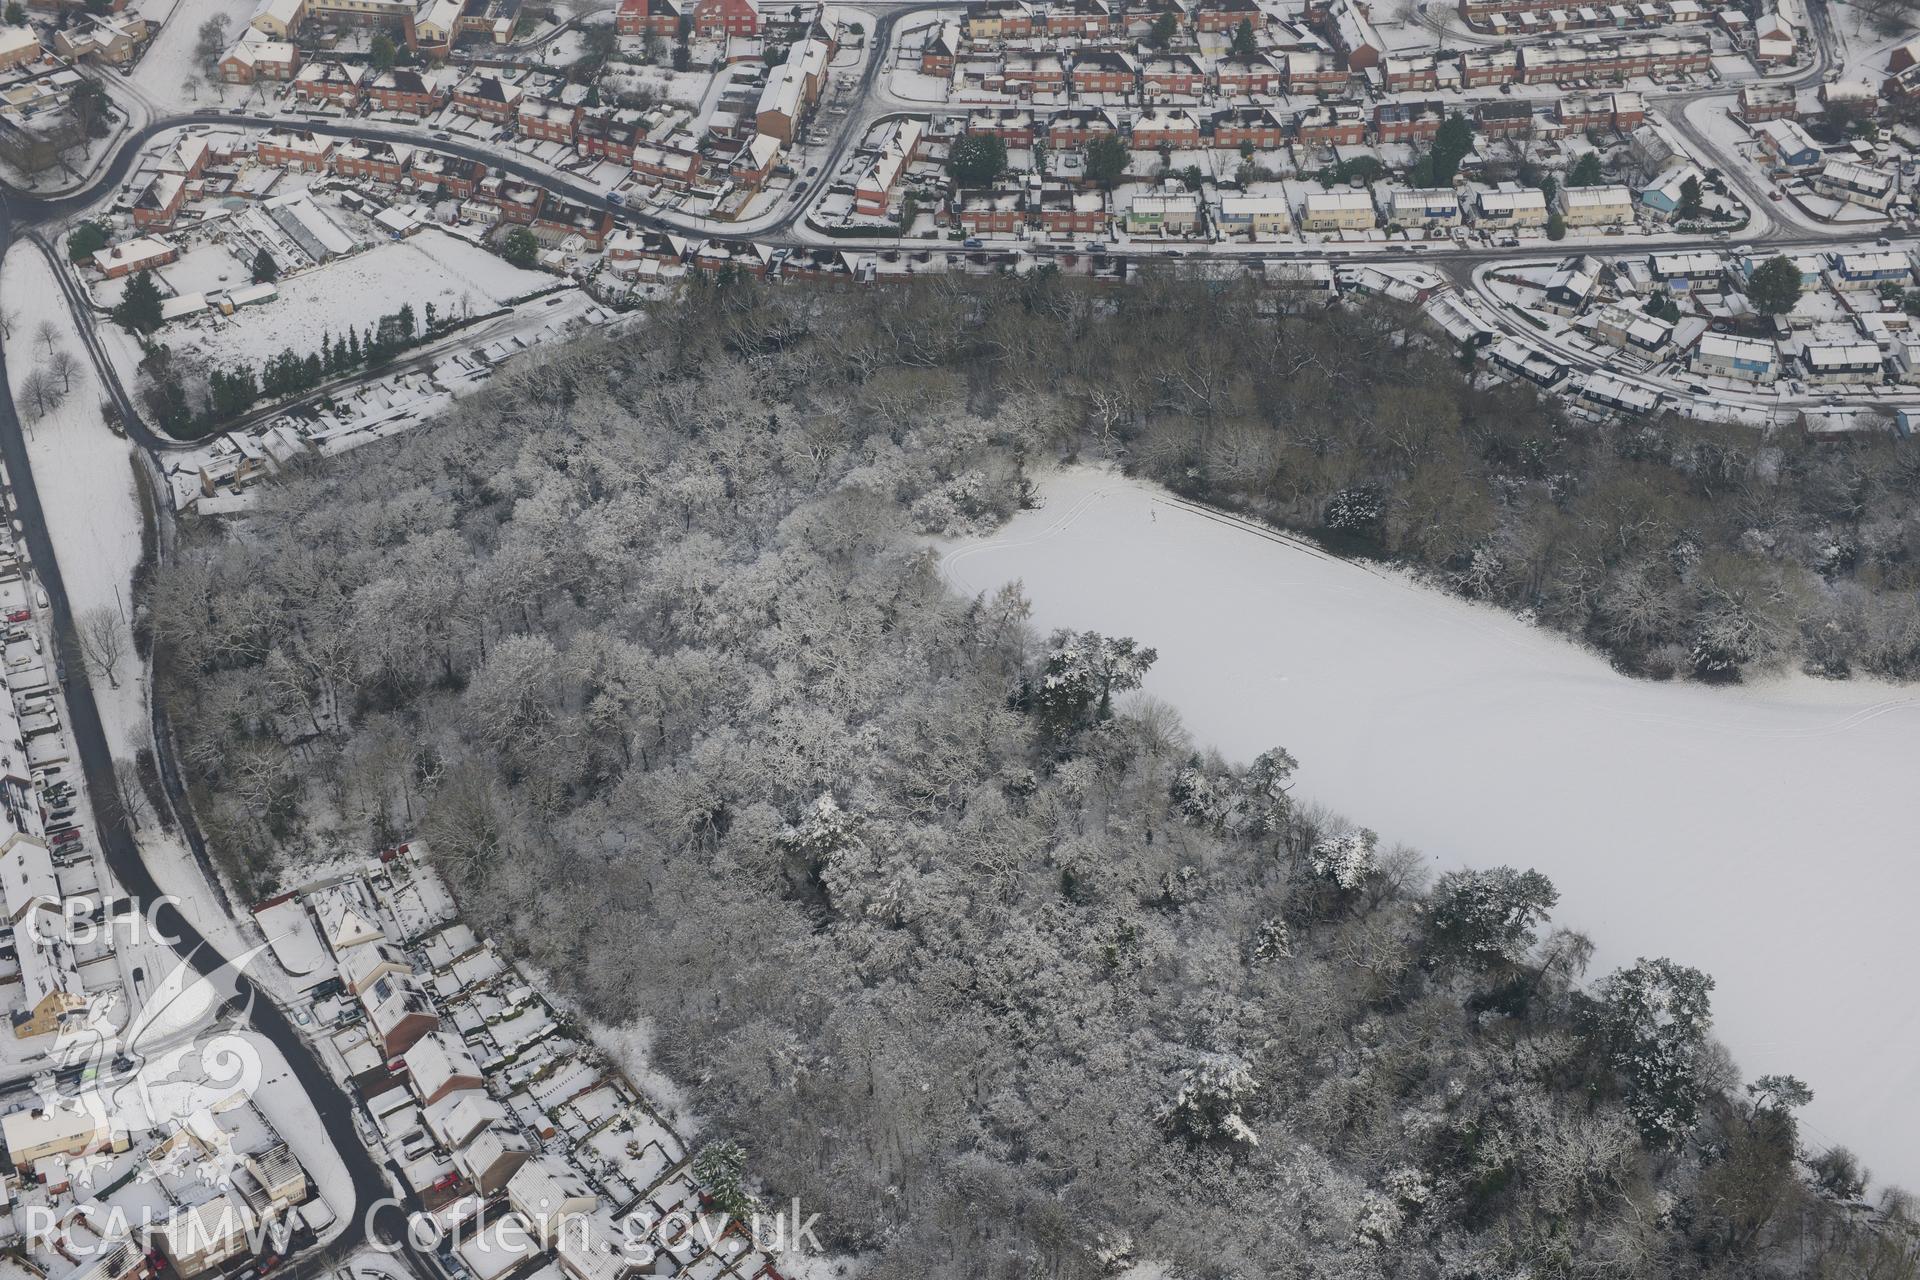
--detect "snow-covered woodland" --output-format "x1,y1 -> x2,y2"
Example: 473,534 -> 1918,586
148,281 -> 1918,1278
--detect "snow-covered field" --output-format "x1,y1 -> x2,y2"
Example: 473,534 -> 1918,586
149,231 -> 553,372
125,0 -> 260,116
942,466 -> 1920,1190
1,244 -> 150,759
600,65 -> 712,109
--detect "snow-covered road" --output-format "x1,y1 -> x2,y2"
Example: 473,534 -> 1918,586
943,466 -> 1920,1191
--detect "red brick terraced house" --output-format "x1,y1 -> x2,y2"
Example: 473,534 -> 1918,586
1192,0 -> 1260,32
1131,106 -> 1201,147
1047,107 -> 1119,147
954,187 -> 1024,234
1283,48 -> 1347,95
367,68 -> 446,115
1458,47 -> 1516,86
1045,0 -> 1114,37
1141,51 -> 1206,95
1372,99 -> 1446,144
1119,0 -> 1189,38
1294,102 -> 1366,146
474,174 -> 545,221
533,196 -> 613,250
691,0 -> 757,37
607,228 -> 689,265
631,140 -> 703,186
1215,50 -> 1282,95
291,58 -> 363,107
1554,92 -> 1613,129
1069,48 -> 1137,94
615,0 -> 681,35
773,247 -> 853,285
691,237 -> 773,277
1381,52 -> 1439,92
1474,97 -> 1535,138
452,72 -> 523,122
333,138 -> 412,183
257,129 -> 334,171
964,0 -> 1037,40
965,107 -> 1034,146
1035,184 -> 1106,233
1002,51 -> 1066,92
407,152 -> 485,198
578,109 -> 646,163
1209,105 -> 1285,149
517,95 -> 581,142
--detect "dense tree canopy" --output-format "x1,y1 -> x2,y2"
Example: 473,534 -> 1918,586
946,133 -> 1008,188
151,280 -> 1914,1280
1748,255 -> 1804,316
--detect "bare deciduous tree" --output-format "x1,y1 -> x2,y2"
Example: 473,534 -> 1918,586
48,348 -> 79,393
34,320 -> 61,358
18,369 -> 64,419
109,755 -> 154,834
77,606 -> 127,688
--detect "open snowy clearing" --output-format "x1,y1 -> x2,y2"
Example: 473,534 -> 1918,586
942,466 -> 1920,1189
125,0 -> 260,116
147,231 -> 555,373
2,244 -> 150,759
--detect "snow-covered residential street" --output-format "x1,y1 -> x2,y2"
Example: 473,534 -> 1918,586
942,467 -> 1920,1189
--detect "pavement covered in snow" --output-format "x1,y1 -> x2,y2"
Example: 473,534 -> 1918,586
943,465 -> 1920,1190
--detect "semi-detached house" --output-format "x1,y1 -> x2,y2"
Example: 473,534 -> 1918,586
333,138 -> 412,183
578,109 -> 646,163
1389,186 -> 1461,226
1300,188 -> 1374,231
1126,187 -> 1200,235
452,72 -> 523,123
1691,332 -> 1776,383
1069,48 -> 1136,94
1037,184 -> 1106,234
367,68 -> 446,115
1800,342 -> 1884,384
291,58 -> 362,107
853,117 -> 923,216
1141,52 -> 1206,95
1209,106 -> 1284,149
1047,106 -> 1118,147
1558,183 -> 1634,226
1131,107 -> 1201,147
615,0 -> 680,34
1216,50 -> 1282,94
1216,193 -> 1291,237
1475,184 -> 1547,226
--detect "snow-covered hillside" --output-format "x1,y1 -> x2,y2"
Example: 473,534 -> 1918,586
943,466 -> 1920,1190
